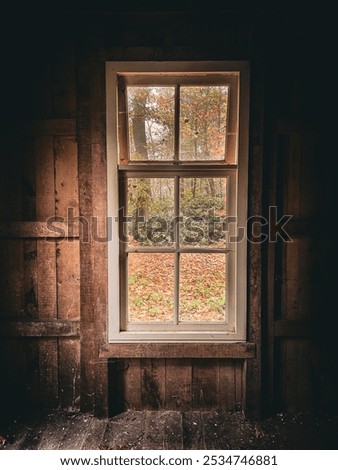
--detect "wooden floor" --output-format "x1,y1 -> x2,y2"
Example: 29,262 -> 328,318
1,410 -> 338,450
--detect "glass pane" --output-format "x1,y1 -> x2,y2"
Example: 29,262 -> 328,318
127,87 -> 175,161
179,86 -> 228,161
128,253 -> 174,322
180,177 -> 227,247
126,178 -> 174,247
179,253 -> 226,322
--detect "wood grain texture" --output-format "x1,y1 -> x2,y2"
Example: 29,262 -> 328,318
0,221 -> 79,238
100,342 -> 256,359
245,61 -> 264,419
91,59 -> 109,418
56,241 -> 80,320
0,320 -> 80,337
110,358 -> 244,413
58,338 -> 81,410
121,358 -> 142,410
165,358 -> 192,410
192,359 -> 219,410
77,48 -> 96,413
141,359 -> 166,410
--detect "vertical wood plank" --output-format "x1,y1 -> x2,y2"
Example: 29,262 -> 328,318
282,242 -> 299,319
54,134 -> 80,410
39,339 -> 59,408
21,137 -> 36,221
54,136 -> 79,218
91,58 -> 109,417
21,139 -> 37,318
56,240 -> 80,319
58,338 -> 81,410
77,49 -> 96,413
35,135 -> 57,318
35,135 -> 59,408
245,62 -> 264,419
35,136 -> 55,221
234,360 -> 243,411
122,358 -> 142,410
24,339 -> 40,408
192,359 -> 219,410
23,240 -> 38,318
37,241 -> 57,317
219,359 -> 236,411
165,359 -> 192,410
141,358 -> 166,410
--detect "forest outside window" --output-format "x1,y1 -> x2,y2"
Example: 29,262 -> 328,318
107,62 -> 250,342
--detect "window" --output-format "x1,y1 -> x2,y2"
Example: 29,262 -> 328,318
107,62 -> 249,342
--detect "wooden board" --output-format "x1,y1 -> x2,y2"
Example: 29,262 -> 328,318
109,358 -> 244,413
192,359 -> 219,410
35,134 -> 59,411
165,358 -> 192,410
141,358 -> 165,410
121,358 -> 142,410
219,359 -> 236,411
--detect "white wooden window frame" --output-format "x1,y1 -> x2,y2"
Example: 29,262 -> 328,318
106,61 -> 250,343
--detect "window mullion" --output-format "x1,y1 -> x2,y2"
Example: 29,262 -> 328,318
174,84 -> 180,162
119,172 -> 128,329
174,175 -> 180,325
117,77 -> 129,165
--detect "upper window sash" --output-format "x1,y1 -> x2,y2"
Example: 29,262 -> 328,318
117,73 -> 239,166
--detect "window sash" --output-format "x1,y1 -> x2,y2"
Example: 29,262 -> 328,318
118,74 -> 239,165
119,170 -> 237,331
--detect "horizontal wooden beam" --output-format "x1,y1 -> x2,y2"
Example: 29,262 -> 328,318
100,342 -> 256,359
0,222 -> 79,239
274,320 -> 315,338
0,320 -> 80,338
2,119 -> 76,136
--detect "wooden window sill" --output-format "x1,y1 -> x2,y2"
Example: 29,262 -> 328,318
99,342 -> 256,359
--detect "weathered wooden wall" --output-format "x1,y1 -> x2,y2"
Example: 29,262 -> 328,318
0,36 -> 80,419
0,7 -> 335,421
109,359 -> 244,414
262,59 -> 336,415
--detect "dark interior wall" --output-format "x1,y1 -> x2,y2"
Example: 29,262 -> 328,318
0,6 -> 336,421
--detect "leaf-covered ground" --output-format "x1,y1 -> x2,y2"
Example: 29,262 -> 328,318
128,252 -> 226,322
